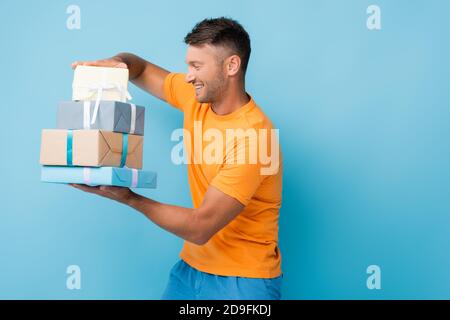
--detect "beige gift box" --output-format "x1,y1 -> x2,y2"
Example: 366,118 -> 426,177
40,129 -> 143,169
72,65 -> 130,102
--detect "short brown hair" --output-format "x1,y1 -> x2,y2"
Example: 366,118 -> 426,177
184,17 -> 251,74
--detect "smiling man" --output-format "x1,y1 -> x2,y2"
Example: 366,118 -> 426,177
71,17 -> 283,300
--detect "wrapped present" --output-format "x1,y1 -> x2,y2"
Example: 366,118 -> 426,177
72,65 -> 130,102
72,65 -> 131,128
57,101 -> 145,135
40,129 -> 143,169
41,166 -> 157,188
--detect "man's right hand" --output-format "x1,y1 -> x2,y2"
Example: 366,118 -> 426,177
70,53 -> 170,102
71,57 -> 128,70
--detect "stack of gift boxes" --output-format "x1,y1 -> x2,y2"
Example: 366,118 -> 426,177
40,65 -> 157,189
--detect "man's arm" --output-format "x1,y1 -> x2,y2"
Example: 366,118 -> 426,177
71,184 -> 244,245
72,52 -> 170,101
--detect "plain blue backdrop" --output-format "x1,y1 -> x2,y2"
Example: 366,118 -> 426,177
1,0 -> 449,299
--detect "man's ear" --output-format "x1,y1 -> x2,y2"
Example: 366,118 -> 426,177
226,55 -> 241,76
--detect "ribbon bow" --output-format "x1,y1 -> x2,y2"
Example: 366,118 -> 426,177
73,82 -> 132,125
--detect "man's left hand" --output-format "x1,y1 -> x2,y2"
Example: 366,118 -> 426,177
70,184 -> 135,205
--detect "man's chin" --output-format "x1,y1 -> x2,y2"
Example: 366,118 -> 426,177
195,94 -> 210,104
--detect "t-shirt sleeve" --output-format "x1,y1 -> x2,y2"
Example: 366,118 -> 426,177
210,137 -> 266,206
163,72 -> 195,112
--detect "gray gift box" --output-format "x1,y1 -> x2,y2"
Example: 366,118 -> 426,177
56,101 -> 145,135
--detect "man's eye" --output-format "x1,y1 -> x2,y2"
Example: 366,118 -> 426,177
194,65 -> 200,70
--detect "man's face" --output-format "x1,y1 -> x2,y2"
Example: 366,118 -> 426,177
185,44 -> 227,103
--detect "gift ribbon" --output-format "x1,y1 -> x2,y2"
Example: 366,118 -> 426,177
73,82 -> 132,126
131,168 -> 138,188
120,133 -> 129,168
83,167 -> 91,184
82,167 -> 139,187
82,100 -> 137,134
129,103 -> 136,134
66,131 -> 128,167
83,101 -> 91,129
66,130 -> 73,165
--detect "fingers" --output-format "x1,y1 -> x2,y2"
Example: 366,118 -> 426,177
71,61 -> 80,69
99,185 -> 127,192
71,61 -> 95,69
71,183 -> 117,197
70,183 -> 103,195
112,62 -> 128,69
70,184 -> 133,204
71,60 -> 98,69
99,185 -> 115,192
71,59 -> 127,70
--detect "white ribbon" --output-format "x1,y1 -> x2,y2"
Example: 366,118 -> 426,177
131,168 -> 138,188
83,101 -> 91,129
83,168 -> 91,185
73,82 -> 132,126
129,103 -> 136,134
82,98 -> 136,134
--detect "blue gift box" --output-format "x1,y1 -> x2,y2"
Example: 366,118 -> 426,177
57,101 -> 145,136
41,166 -> 157,188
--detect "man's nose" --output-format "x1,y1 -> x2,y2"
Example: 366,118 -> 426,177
185,72 -> 195,83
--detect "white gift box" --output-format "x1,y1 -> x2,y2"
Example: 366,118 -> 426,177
72,65 -> 130,102
72,65 -> 132,125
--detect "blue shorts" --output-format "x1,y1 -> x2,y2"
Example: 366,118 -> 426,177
161,259 -> 282,300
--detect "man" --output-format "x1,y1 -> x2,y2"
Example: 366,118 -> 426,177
71,17 -> 283,300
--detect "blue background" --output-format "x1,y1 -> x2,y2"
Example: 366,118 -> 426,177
1,0 -> 449,299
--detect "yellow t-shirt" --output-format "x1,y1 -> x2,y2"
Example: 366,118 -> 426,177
163,73 -> 283,278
